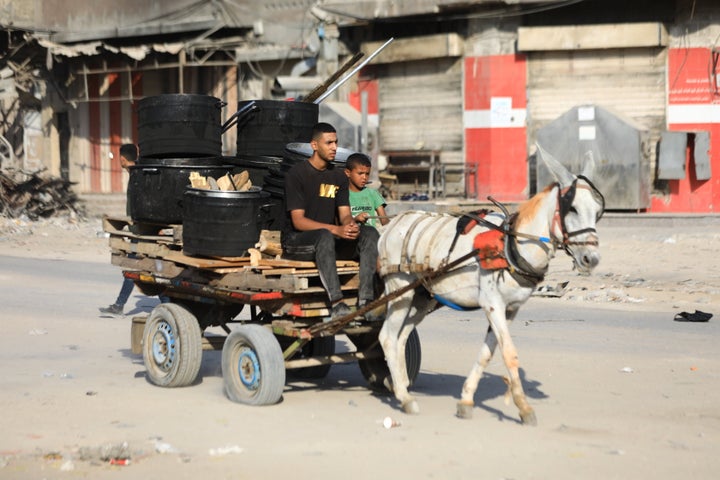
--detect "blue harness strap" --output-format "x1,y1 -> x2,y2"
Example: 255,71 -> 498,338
433,293 -> 481,311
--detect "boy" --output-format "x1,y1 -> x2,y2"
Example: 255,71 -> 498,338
344,153 -> 389,229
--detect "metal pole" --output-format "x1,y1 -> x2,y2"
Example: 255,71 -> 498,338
361,90 -> 368,152
313,37 -> 394,104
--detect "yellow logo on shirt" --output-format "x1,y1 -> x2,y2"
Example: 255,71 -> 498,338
319,183 -> 340,198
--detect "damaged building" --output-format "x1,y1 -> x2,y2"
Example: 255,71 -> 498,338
1,0 -> 719,213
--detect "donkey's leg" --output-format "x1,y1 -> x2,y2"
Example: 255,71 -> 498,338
486,305 -> 536,425
456,325 -> 498,419
379,288 -> 429,414
394,295 -> 432,395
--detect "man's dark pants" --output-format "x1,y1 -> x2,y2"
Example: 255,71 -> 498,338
282,226 -> 380,304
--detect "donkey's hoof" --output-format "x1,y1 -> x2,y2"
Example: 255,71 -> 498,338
520,410 -> 537,426
402,399 -> 420,414
456,402 -> 474,419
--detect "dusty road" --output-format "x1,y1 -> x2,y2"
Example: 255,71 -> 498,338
0,214 -> 718,479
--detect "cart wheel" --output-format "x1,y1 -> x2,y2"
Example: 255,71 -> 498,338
281,336 -> 335,379
358,328 -> 421,392
222,325 -> 285,406
142,303 -> 203,388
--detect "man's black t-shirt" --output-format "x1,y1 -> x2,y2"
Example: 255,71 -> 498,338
283,160 -> 350,234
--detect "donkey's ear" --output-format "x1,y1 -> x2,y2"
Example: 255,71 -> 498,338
536,143 -> 575,188
581,150 -> 596,179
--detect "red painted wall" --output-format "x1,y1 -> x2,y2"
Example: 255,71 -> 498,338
109,73 -> 123,192
85,71 -> 143,193
654,47 -> 720,212
464,54 -> 528,202
88,75 -> 101,192
348,78 -> 379,115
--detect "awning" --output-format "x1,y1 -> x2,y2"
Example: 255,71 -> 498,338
37,38 -> 185,61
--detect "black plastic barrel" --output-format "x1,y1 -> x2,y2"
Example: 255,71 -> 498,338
138,94 -> 224,158
236,100 -> 318,157
127,159 -> 234,224
182,187 -> 273,257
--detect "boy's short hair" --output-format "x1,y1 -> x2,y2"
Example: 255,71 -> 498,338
345,152 -> 372,171
311,122 -> 336,140
119,143 -> 138,162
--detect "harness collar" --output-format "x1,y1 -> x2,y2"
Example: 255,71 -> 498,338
505,213 -> 549,286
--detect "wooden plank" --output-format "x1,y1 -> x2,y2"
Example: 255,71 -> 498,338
109,236 -> 173,257
110,253 -> 185,277
212,266 -> 272,274
293,266 -> 360,277
258,258 -> 315,268
206,255 -> 252,263
163,251 -> 251,268
215,270 -> 307,292
262,268 -> 297,276
258,258 -> 359,269
102,216 -> 131,232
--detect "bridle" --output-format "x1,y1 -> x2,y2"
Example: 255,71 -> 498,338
553,175 -> 605,251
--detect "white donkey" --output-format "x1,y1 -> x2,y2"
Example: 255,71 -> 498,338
375,146 -> 604,425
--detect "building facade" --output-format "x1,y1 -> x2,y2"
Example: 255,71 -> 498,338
1,0 -> 719,212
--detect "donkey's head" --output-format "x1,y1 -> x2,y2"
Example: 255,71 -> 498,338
537,144 -> 604,275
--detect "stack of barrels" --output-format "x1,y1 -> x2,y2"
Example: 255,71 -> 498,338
129,94 -> 235,226
126,94 -> 321,257
229,100 -> 319,230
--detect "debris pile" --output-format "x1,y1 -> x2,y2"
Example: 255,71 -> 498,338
0,169 -> 84,219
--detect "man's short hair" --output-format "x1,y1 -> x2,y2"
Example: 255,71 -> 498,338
312,122 -> 336,140
345,153 -> 372,171
119,143 -> 138,162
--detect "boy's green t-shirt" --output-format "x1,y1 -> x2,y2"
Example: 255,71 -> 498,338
349,188 -> 386,228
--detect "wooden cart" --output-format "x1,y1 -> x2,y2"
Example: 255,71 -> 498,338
104,216 -> 421,405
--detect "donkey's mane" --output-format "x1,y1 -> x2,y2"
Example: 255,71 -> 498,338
516,183 -> 556,226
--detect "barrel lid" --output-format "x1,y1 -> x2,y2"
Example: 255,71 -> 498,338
136,155 -> 225,166
227,154 -> 283,167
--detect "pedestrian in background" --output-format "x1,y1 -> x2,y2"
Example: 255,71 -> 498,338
99,144 -> 138,315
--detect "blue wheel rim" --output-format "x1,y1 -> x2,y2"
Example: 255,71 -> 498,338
237,347 -> 260,391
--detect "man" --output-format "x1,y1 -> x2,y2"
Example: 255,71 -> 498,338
282,123 -> 380,320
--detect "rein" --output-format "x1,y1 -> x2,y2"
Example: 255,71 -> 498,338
314,247 -> 481,335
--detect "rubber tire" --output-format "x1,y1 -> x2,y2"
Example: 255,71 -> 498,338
142,303 -> 203,387
282,336 -> 335,379
222,325 -> 285,406
358,328 -> 422,392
